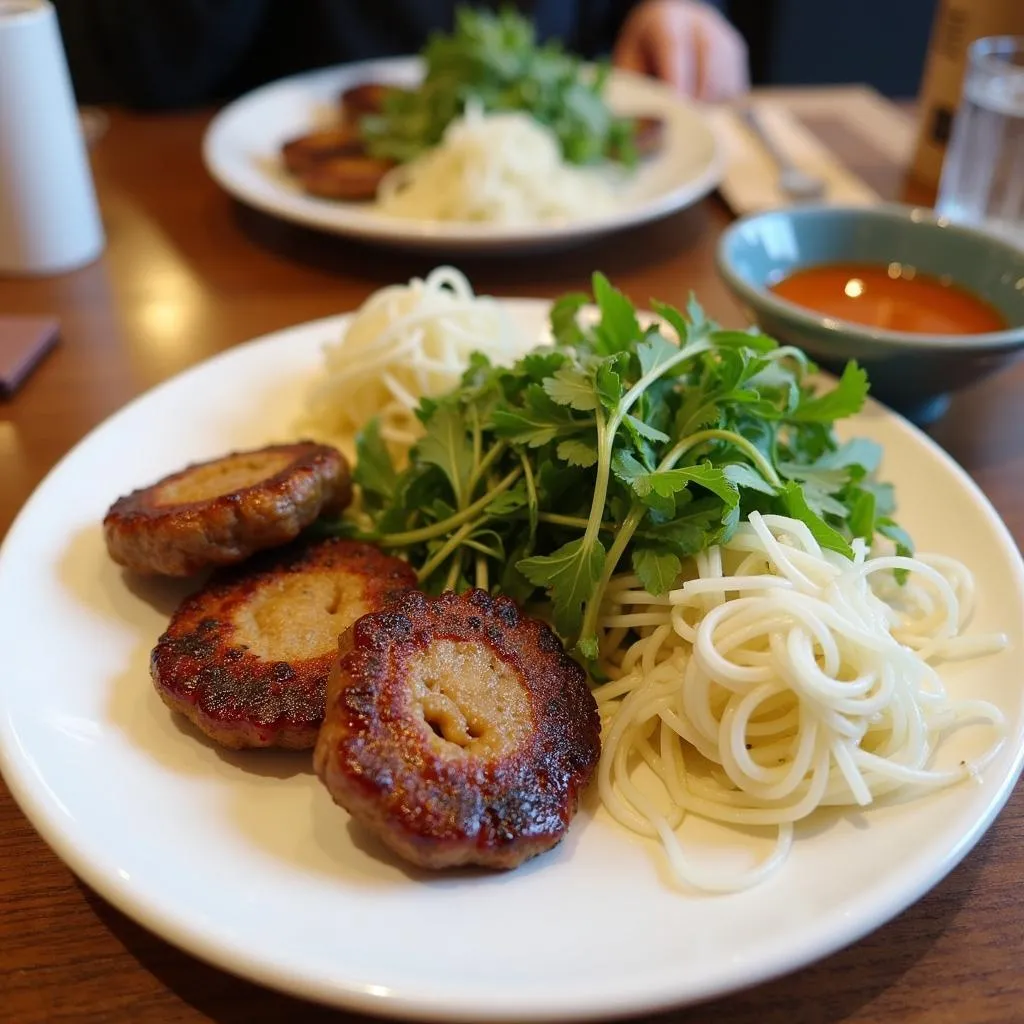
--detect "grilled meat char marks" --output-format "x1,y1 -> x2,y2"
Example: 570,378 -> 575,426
104,442 -> 351,577
152,539 -> 416,750
314,589 -> 601,869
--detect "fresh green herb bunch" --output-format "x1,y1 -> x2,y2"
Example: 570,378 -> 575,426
359,6 -> 637,165
340,273 -> 910,665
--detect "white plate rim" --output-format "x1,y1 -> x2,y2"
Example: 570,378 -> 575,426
201,57 -> 723,252
1,302 -> 1023,1021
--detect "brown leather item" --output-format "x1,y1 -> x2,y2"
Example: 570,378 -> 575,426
0,316 -> 59,397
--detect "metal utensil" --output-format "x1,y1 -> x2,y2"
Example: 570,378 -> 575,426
741,106 -> 826,202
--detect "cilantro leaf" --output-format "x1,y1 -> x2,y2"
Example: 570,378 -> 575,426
788,362 -> 869,423
638,502 -> 724,557
591,272 -> 640,354
651,299 -> 689,344
614,453 -> 739,508
549,292 -> 588,347
637,332 -> 681,377
624,413 -> 670,444
686,293 -> 708,329
557,438 -> 599,467
723,462 -> 777,495
485,484 -> 528,517
708,330 -> 779,354
544,366 -> 598,410
518,537 -> 606,641
632,547 -> 682,596
780,482 -> 854,558
520,350 -> 569,381
878,516 -> 914,555
817,438 -> 883,473
491,385 -> 576,446
848,489 -> 876,541
417,406 -> 475,508
353,419 -> 397,504
595,360 -> 624,410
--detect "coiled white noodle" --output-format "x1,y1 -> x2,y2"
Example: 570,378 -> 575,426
305,267 -> 532,454
594,512 -> 1008,893
376,108 -> 620,225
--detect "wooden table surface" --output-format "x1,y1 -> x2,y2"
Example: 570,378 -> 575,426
2,89 -> 1023,1024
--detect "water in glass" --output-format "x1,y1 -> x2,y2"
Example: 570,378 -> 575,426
936,36 -> 1024,246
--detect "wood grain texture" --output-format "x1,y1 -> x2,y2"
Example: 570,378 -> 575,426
2,91 -> 1023,1024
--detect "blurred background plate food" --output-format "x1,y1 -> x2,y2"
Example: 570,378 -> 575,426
202,57 -> 722,254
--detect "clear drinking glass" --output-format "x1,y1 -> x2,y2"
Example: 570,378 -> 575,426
936,36 -> 1024,246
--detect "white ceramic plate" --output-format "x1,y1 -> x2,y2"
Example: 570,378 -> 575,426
201,58 -> 721,253
2,302 -> 1023,1022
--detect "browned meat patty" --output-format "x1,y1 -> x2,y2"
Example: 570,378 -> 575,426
634,115 -> 666,158
104,442 -> 351,577
314,589 -> 601,870
339,82 -> 407,119
298,155 -> 395,202
281,126 -> 364,174
151,539 -> 416,749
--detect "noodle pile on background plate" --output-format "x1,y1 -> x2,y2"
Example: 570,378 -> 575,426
595,512 -> 1007,892
375,108 -> 622,226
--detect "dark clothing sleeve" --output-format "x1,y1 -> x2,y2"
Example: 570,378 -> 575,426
54,0 -> 659,109
53,0 -> 273,108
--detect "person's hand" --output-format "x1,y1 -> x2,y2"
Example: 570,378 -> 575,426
613,0 -> 749,101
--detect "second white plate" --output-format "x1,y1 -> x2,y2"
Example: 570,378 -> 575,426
202,58 -> 722,253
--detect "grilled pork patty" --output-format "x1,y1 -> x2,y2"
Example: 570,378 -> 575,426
151,538 -> 416,749
104,442 -> 351,577
314,589 -> 601,869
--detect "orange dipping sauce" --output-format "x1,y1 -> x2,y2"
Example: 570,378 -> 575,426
770,263 -> 1006,335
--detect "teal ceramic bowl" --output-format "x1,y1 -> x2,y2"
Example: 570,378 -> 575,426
716,204 -> 1024,423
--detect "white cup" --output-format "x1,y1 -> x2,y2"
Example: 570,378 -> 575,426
0,0 -> 105,274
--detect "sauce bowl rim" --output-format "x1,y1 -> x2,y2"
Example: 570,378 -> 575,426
716,202 -> 1024,351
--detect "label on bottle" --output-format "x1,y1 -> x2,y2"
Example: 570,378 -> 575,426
911,0 -> 1024,185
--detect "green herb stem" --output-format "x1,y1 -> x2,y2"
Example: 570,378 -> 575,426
469,439 -> 507,494
416,516 -> 488,582
665,428 -> 782,485
576,424 -> 777,650
582,408 -> 610,549
608,340 -> 712,436
470,407 -> 482,480
578,503 -> 646,649
377,466 -> 522,547
579,339 -> 712,553
444,551 -> 463,592
519,450 -> 539,544
537,512 -> 617,534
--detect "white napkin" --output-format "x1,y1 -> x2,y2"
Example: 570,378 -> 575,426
709,103 -> 880,214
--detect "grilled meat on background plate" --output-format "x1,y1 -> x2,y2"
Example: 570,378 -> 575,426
281,127 -> 364,174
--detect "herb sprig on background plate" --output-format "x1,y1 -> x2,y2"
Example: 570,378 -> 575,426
335,273 -> 909,664
360,6 -> 637,166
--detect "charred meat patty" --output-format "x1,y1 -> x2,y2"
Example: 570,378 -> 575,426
281,126 -> 364,174
314,588 -> 601,870
151,538 -> 416,749
298,155 -> 395,202
280,83 -> 405,202
104,442 -> 351,576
